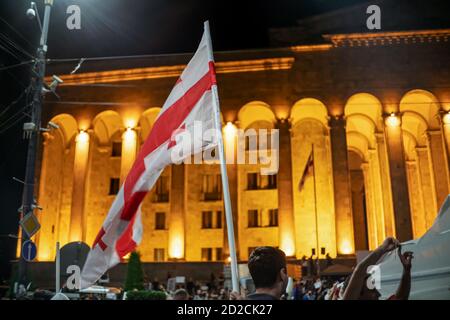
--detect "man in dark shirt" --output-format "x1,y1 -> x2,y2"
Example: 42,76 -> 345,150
245,247 -> 288,300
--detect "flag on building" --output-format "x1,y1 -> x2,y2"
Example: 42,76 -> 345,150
80,26 -> 219,289
299,147 -> 314,192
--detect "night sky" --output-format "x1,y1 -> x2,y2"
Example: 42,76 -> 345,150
0,0 -> 369,280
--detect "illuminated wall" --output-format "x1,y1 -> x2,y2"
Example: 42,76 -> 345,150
33,28 -> 450,261
33,86 -> 450,262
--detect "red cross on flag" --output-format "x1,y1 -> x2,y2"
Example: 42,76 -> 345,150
79,22 -> 232,289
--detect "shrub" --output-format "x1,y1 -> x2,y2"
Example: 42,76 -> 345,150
124,251 -> 144,291
125,290 -> 167,300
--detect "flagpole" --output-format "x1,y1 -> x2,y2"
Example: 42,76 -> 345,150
312,144 -> 319,260
204,20 -> 240,293
55,241 -> 60,293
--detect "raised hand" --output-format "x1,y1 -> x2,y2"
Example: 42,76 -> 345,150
398,246 -> 414,271
379,237 -> 400,254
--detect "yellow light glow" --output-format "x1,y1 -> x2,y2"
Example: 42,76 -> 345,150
443,112 -> 450,125
169,235 -> 184,259
223,122 -> 237,138
339,240 -> 354,255
385,113 -> 401,127
78,119 -> 90,131
280,235 -> 296,257
76,130 -> 89,143
123,127 -> 136,142
38,249 -> 51,261
226,256 -> 231,263
124,118 -> 137,129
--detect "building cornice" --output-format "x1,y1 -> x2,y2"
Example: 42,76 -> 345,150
289,44 -> 332,52
50,57 -> 295,86
323,29 -> 450,47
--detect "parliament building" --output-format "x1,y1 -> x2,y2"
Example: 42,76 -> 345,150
27,1 -> 450,265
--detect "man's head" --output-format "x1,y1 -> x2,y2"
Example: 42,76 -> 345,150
248,246 -> 288,296
173,288 -> 189,300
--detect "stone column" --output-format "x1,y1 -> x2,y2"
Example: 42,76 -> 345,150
426,130 -> 450,208
367,149 -> 386,245
329,115 -> 355,255
440,112 -> 450,160
69,130 -> 91,242
223,162 -> 239,260
120,128 -> 138,184
277,119 -> 296,257
384,114 -> 413,241
222,122 -> 239,260
361,163 -> 377,249
405,159 -> 427,237
416,147 -> 438,228
168,164 -> 185,260
375,133 -> 395,237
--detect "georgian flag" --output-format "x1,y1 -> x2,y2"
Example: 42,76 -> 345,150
80,26 -> 219,288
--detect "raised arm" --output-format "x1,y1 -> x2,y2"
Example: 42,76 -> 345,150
393,247 -> 413,300
343,237 -> 400,300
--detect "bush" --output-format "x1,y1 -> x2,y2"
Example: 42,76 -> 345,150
124,251 -> 144,291
125,290 -> 167,300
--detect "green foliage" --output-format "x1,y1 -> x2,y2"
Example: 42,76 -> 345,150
125,290 -> 167,300
124,251 -> 144,291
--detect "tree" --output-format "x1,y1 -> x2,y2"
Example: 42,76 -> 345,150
124,251 -> 144,291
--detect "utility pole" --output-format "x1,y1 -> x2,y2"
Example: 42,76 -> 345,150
18,0 -> 54,286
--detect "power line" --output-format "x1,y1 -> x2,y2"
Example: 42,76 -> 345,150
0,113 -> 27,135
0,60 -> 34,72
0,42 -> 22,61
0,31 -> 34,60
0,86 -> 30,119
0,101 -> 32,129
0,16 -> 34,49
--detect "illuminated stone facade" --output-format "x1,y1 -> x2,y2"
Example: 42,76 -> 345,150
30,27 -> 450,263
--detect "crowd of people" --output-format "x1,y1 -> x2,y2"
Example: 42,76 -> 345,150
2,236 -> 413,300
154,236 -> 414,300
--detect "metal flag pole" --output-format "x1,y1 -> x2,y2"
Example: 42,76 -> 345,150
55,242 -> 60,293
204,20 -> 240,293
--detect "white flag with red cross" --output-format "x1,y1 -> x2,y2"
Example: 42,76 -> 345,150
80,24 -> 220,289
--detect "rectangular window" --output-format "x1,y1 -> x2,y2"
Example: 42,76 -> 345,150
202,174 -> 222,201
248,210 -> 259,228
111,142 -> 122,157
268,174 -> 277,189
268,209 -> 279,227
247,173 -> 277,190
215,248 -> 223,261
215,211 -> 222,229
247,173 -> 258,190
154,248 -> 165,262
155,212 -> 166,230
202,211 -> 213,229
201,248 -> 213,261
109,178 -> 120,195
155,176 -> 169,202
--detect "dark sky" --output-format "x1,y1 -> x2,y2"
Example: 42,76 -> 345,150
0,0 -> 369,280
